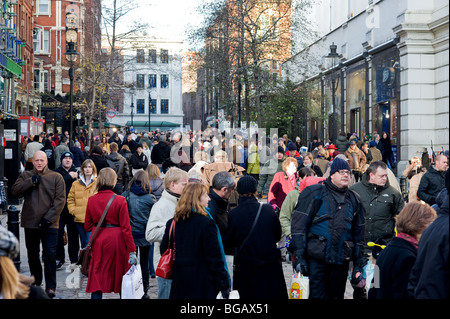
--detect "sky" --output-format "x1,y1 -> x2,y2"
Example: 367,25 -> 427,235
127,0 -> 206,45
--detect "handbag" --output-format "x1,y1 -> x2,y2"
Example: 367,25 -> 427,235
77,194 -> 117,276
289,272 -> 309,299
155,219 -> 176,279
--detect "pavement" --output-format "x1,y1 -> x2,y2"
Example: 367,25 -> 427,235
1,203 -> 354,300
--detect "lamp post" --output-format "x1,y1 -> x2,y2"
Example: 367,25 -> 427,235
130,87 -> 135,130
148,90 -> 151,133
64,39 -> 78,148
325,42 -> 340,143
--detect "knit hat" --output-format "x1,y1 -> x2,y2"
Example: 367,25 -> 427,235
277,146 -> 285,154
0,226 -> 19,259
60,151 -> 74,162
287,142 -> 297,151
329,157 -> 351,176
236,175 -> 258,195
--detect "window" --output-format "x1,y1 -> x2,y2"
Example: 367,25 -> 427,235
161,74 -> 169,88
161,99 -> 169,114
136,49 -> 145,63
136,74 -> 145,89
43,71 -> 49,91
34,70 -> 40,90
42,30 -> 49,52
149,98 -> 157,114
33,29 -> 40,53
136,99 -> 145,114
149,49 -> 156,63
160,49 -> 168,63
149,74 -> 157,88
39,0 -> 50,14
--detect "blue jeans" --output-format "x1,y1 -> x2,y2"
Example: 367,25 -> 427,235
75,223 -> 91,248
157,277 -> 172,299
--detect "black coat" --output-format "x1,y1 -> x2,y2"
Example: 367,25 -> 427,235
88,154 -> 109,172
160,214 -> 230,299
130,151 -> 148,170
417,165 -> 446,205
369,237 -> 417,299
223,196 -> 288,299
408,189 -> 449,299
151,142 -> 171,165
207,187 -> 230,239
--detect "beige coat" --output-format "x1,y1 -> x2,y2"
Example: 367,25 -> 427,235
67,177 -> 98,223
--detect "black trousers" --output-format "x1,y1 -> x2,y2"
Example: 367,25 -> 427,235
24,227 -> 58,290
56,210 -> 80,264
308,258 -> 349,299
137,245 -> 151,293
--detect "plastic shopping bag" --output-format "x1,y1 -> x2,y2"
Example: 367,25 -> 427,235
216,290 -> 240,299
289,273 -> 309,299
121,264 -> 144,299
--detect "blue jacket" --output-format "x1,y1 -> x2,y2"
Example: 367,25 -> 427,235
291,178 -> 365,267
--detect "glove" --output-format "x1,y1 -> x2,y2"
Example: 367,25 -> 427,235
38,217 -> 51,229
128,252 -> 138,265
293,252 -> 308,276
351,265 -> 364,287
32,175 -> 41,186
220,289 -> 230,299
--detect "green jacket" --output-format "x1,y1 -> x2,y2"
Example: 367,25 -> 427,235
279,188 -> 301,237
257,155 -> 286,194
349,170 -> 404,247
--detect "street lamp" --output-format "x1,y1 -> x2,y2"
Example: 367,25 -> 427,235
148,89 -> 151,133
325,42 -> 341,143
64,37 -> 78,148
130,87 -> 135,130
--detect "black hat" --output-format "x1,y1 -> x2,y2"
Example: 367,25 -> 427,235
60,151 -> 74,162
277,146 -> 285,154
287,142 -> 297,151
236,175 -> 258,195
329,157 -> 351,176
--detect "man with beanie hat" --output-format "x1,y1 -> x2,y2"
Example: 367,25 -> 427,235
54,151 -> 79,271
290,157 -> 366,299
223,175 -> 288,299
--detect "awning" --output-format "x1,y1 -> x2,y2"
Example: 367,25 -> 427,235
83,122 -> 123,129
125,121 -> 181,130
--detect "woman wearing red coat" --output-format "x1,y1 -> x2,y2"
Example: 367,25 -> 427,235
84,168 -> 137,299
268,157 -> 298,213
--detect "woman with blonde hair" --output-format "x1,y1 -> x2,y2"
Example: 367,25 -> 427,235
67,159 -> 98,248
160,182 -> 230,299
0,226 -> 48,299
146,163 -> 164,200
268,157 -> 298,214
369,202 -> 437,299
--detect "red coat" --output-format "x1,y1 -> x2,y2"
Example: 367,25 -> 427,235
84,190 -> 136,293
268,171 -> 297,208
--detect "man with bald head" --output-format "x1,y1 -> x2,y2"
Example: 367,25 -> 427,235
12,150 -> 66,298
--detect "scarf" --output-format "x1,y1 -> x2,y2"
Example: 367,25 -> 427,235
287,172 -> 297,189
205,207 -> 231,286
166,189 -> 181,199
396,232 -> 419,249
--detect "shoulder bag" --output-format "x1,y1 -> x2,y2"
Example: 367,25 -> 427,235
155,219 -> 176,279
77,194 -> 117,276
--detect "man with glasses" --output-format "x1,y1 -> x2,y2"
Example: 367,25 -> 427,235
349,161 -> 404,298
290,157 -> 365,299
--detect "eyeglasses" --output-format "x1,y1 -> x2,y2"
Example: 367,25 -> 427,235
338,170 -> 351,176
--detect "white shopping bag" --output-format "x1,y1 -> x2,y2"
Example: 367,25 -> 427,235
289,273 -> 309,299
121,264 -> 144,299
216,290 -> 240,299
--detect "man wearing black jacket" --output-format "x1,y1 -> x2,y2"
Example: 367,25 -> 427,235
54,152 -> 79,270
417,154 -> 448,205
151,136 -> 171,172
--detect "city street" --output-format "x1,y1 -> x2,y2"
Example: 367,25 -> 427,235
1,203 -> 354,300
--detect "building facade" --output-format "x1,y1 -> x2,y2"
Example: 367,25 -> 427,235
105,36 -> 184,132
285,0 -> 449,174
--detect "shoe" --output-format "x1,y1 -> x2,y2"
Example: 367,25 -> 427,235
56,260 -> 65,270
141,293 -> 151,299
151,275 -> 155,278
46,288 -> 56,299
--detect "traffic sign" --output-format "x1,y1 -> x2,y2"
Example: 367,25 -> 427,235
106,108 -> 117,118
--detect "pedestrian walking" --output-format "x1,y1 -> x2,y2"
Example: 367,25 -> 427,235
160,182 -> 230,299
122,170 -> 156,298
345,140 -> 367,182
417,154 -> 448,205
257,146 -> 286,199
408,170 -> 449,299
67,159 -> 98,248
24,135 -> 43,170
368,202 -> 437,299
87,145 -> 109,173
145,167 -> 189,299
106,142 -> 130,194
11,151 -> 66,298
297,152 -> 323,177
130,144 -> 149,176
402,156 -> 426,203
290,158 -> 365,299
84,168 -> 137,299
54,151 -> 80,270
146,163 -> 164,200
268,157 -> 298,215
224,176 -> 288,299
